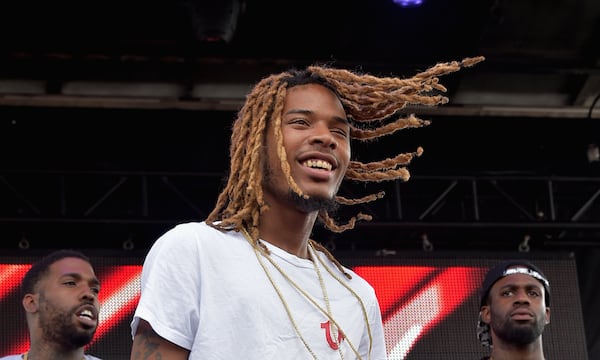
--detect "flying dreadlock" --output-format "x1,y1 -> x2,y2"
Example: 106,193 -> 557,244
207,56 -> 485,250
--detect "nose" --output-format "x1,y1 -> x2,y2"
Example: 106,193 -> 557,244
81,286 -> 97,301
513,289 -> 531,304
309,123 -> 337,149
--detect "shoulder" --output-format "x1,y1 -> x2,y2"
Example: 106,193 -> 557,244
152,221 -> 232,250
163,221 -> 235,240
316,251 -> 377,296
143,221 -> 244,265
166,221 -> 217,236
344,267 -> 378,293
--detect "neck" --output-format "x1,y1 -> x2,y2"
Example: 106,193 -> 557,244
258,203 -> 318,259
489,332 -> 546,360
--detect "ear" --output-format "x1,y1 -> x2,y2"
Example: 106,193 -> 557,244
545,306 -> 551,324
22,293 -> 39,314
480,305 -> 491,324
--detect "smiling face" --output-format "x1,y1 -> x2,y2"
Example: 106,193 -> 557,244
481,272 -> 550,346
262,83 -> 350,212
28,257 -> 101,348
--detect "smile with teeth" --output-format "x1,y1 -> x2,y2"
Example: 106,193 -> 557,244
302,159 -> 332,171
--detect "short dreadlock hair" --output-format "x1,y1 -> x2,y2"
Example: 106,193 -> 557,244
21,249 -> 92,297
207,57 -> 484,245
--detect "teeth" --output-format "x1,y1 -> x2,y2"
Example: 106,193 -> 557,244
302,159 -> 332,171
79,309 -> 93,319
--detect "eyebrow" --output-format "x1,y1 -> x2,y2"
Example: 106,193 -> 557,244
284,108 -> 349,126
61,272 -> 101,287
499,283 -> 543,292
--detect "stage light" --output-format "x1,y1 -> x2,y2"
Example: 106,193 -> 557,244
393,0 -> 424,8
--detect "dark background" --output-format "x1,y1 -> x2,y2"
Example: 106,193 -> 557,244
0,0 -> 599,358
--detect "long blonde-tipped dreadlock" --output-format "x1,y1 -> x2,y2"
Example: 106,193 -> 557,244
206,56 -> 484,274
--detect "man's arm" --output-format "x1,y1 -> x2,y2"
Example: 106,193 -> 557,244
130,319 -> 190,360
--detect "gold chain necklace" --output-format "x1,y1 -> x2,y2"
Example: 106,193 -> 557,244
309,241 -> 344,359
241,227 -> 372,360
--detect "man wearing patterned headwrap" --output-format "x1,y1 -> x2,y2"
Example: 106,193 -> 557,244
477,260 -> 551,360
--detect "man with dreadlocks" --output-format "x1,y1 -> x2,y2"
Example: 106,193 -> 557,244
130,57 -> 484,360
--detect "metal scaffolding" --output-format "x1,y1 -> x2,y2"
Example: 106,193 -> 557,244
2,170 -> 599,252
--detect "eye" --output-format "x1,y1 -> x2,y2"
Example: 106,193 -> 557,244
288,117 -> 310,126
63,280 -> 77,287
331,126 -> 349,138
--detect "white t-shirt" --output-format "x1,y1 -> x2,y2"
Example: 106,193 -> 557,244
131,221 -> 387,360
